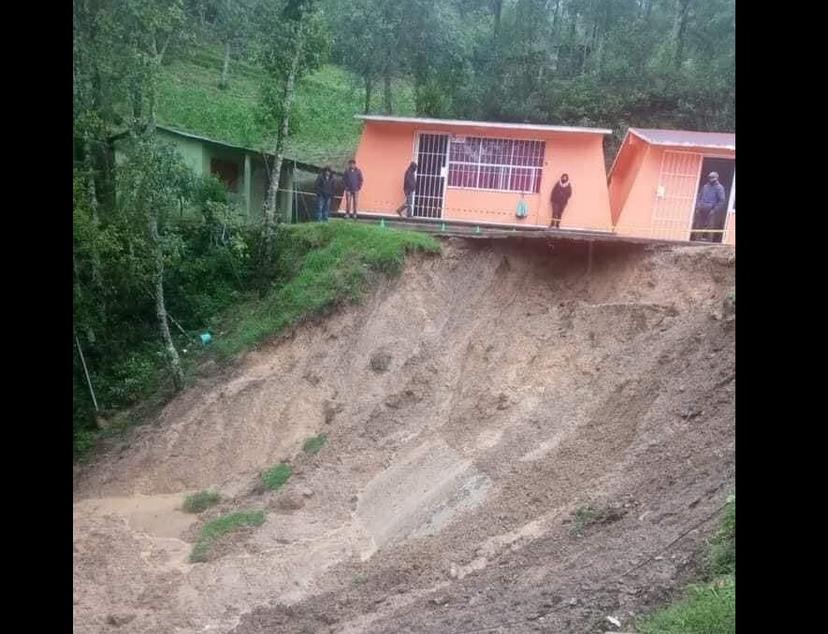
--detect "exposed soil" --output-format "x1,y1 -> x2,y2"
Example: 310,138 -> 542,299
73,238 -> 735,633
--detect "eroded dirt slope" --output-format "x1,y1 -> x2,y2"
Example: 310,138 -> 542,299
73,238 -> 735,633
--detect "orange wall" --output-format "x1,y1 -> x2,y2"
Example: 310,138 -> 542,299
612,146 -> 660,238
352,122 -> 417,212
612,144 -> 735,243
351,121 -> 612,230
608,134 -> 648,225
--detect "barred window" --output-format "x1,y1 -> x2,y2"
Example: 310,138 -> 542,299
447,137 -> 544,193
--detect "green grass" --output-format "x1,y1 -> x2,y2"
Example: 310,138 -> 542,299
636,576 -> 735,634
190,509 -> 265,563
212,221 -> 439,358
637,495 -> 735,633
708,496 -> 735,576
157,42 -> 415,167
261,463 -> 293,491
182,490 -> 221,514
303,434 -> 328,455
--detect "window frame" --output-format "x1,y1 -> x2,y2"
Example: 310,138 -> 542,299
447,135 -> 546,194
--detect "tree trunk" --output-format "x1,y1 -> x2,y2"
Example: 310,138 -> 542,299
363,76 -> 373,114
148,209 -> 184,392
130,79 -> 143,129
263,30 -> 303,229
551,0 -> 562,35
219,41 -> 231,89
83,138 -> 99,222
492,0 -> 503,41
673,0 -> 692,69
383,72 -> 393,114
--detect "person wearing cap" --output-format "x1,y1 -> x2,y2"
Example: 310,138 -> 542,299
395,162 -> 418,218
694,172 -> 727,241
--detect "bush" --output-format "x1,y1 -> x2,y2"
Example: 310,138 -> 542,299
182,490 -> 221,513
303,434 -> 327,455
261,463 -> 293,491
190,510 -> 265,563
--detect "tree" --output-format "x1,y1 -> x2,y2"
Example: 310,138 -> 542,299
255,0 -> 327,233
214,0 -> 253,89
332,0 -> 391,113
115,139 -> 192,391
110,0 -> 188,127
672,0 -> 694,69
76,0 -> 191,392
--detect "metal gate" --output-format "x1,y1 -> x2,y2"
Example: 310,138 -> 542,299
651,151 -> 702,240
413,133 -> 449,218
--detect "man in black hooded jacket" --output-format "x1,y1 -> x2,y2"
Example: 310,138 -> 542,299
550,173 -> 572,229
394,162 -> 418,218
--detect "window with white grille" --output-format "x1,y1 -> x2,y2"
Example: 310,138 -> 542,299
447,137 -> 544,193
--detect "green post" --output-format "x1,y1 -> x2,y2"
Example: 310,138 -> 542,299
380,218 -> 386,228
441,222 -> 446,231
475,225 -> 481,234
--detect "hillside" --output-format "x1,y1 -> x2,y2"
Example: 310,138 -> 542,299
73,238 -> 735,633
156,43 -> 416,167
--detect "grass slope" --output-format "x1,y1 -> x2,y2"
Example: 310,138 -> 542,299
157,42 -> 416,167
210,221 -> 439,358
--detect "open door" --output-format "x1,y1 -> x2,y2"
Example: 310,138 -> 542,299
691,157 -> 735,243
413,133 -> 449,219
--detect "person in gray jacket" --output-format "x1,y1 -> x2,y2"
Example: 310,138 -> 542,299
342,159 -> 363,219
694,172 -> 727,242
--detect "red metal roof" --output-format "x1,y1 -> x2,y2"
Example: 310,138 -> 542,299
629,128 -> 735,151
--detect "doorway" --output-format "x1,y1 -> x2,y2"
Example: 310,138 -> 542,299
691,157 -> 735,243
413,133 -> 449,219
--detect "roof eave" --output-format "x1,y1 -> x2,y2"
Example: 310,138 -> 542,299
355,114 -> 612,136
628,128 -> 735,151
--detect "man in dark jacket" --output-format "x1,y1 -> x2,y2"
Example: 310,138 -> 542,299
395,162 -> 418,218
315,167 -> 335,222
342,159 -> 363,219
694,171 -> 727,242
550,173 -> 572,228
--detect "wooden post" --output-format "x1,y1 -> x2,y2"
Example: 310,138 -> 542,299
244,153 -> 252,218
75,335 -> 99,412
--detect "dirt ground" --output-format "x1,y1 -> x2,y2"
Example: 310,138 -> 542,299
73,238 -> 735,633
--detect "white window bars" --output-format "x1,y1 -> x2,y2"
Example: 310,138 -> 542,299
447,137 -> 545,194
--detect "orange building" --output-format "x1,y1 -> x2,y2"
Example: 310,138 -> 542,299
346,115 -> 613,231
608,128 -> 735,244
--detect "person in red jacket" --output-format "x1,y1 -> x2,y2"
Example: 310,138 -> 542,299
550,173 -> 572,228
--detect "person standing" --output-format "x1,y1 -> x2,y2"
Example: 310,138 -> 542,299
395,162 -> 418,218
342,159 -> 363,219
550,173 -> 572,228
314,167 -> 334,222
694,171 -> 727,242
